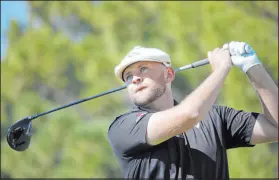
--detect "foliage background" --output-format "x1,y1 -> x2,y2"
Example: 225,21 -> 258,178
1,1 -> 278,178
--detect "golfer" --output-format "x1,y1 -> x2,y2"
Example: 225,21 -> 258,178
108,41 -> 278,179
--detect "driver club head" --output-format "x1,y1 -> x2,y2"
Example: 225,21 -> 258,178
7,117 -> 33,152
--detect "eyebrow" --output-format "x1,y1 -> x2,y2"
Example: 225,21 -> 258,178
123,63 -> 148,78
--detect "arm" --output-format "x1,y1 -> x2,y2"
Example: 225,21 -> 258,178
246,64 -> 278,144
228,41 -> 278,145
247,64 -> 278,127
147,48 -> 232,145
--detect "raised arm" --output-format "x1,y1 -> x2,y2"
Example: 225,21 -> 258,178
147,47 -> 232,145
228,41 -> 278,144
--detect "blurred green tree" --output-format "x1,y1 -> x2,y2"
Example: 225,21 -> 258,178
1,1 -> 277,178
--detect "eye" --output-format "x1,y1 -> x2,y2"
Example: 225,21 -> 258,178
140,66 -> 148,73
125,74 -> 133,82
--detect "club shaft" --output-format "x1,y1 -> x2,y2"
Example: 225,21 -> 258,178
28,58 -> 209,121
30,85 -> 127,120
175,59 -> 209,73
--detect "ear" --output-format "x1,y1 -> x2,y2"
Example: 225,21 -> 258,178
165,67 -> 175,83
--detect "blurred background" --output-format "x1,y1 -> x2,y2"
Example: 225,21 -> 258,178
1,1 -> 278,178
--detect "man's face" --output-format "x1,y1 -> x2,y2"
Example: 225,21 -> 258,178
123,61 -> 172,107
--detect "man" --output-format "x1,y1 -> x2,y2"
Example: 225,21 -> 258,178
107,41 -> 278,179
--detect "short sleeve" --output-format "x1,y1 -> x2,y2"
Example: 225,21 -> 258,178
108,111 -> 154,157
213,105 -> 259,149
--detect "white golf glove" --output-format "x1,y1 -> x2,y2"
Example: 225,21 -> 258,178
223,41 -> 262,73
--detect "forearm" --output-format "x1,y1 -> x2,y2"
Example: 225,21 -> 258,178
147,67 -> 230,145
246,64 -> 278,127
179,67 -> 231,124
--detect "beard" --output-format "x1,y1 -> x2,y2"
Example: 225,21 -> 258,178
131,85 -> 166,107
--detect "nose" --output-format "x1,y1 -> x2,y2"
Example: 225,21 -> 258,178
132,75 -> 142,84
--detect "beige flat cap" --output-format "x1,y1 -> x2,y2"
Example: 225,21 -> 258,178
114,46 -> 171,81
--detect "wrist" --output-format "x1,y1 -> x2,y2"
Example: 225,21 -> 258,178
213,65 -> 231,73
246,63 -> 264,76
242,58 -> 262,73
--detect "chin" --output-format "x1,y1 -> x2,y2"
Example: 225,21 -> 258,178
130,86 -> 165,106
133,96 -> 155,107
132,95 -> 150,106
134,101 -> 150,107
133,98 -> 149,105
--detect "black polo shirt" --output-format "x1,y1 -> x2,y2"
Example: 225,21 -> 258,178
107,101 -> 258,179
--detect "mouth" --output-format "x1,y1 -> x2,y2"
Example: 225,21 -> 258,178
135,86 -> 147,93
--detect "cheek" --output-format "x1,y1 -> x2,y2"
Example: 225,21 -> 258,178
127,86 -> 133,94
145,78 -> 165,90
152,73 -> 167,84
127,85 -> 136,97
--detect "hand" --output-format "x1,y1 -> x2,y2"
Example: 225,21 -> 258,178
223,41 -> 262,73
207,47 -> 232,72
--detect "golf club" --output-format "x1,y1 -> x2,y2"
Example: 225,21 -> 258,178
6,59 -> 209,152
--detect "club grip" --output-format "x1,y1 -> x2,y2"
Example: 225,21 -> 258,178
191,59 -> 209,68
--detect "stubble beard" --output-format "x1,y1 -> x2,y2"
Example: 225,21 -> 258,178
132,85 -> 166,107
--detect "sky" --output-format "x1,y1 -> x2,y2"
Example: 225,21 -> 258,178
1,1 -> 29,58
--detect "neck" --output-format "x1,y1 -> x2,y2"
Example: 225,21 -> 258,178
143,87 -> 174,112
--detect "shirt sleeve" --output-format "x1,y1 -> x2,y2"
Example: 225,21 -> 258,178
107,111 -> 154,157
213,105 -> 259,149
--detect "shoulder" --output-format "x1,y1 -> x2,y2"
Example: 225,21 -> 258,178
208,104 -> 232,118
108,111 -> 131,131
108,109 -> 150,132
211,104 -> 226,112
204,104 -> 226,120
210,104 -> 253,118
202,105 -> 229,126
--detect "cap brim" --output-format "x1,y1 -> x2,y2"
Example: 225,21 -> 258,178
115,59 -> 171,82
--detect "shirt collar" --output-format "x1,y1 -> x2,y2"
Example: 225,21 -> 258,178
132,99 -> 179,113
